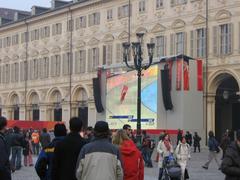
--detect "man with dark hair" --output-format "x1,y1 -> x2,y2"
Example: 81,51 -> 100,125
0,116 -> 11,180
36,124 -> 67,180
52,117 -> 86,180
40,128 -> 51,149
221,129 -> 240,179
76,121 -> 123,180
123,124 -> 136,143
11,126 -> 24,170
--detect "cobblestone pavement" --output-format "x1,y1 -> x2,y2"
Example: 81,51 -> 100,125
12,148 -> 225,180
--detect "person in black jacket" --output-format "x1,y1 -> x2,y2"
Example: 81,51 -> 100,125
51,117 -> 86,180
10,126 -> 24,170
193,132 -> 201,153
0,116 -> 11,180
221,130 -> 240,180
35,124 -> 67,180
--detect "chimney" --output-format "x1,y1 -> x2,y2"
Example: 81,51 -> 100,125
14,12 -> 30,21
31,6 -> 50,16
0,17 -> 12,26
51,0 -> 71,9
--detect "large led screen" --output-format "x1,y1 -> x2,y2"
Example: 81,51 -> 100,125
106,65 -> 158,129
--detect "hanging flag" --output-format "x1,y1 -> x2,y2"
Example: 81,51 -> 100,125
120,85 -> 129,103
176,59 -> 183,91
197,59 -> 203,91
183,59 -> 190,91
164,59 -> 173,90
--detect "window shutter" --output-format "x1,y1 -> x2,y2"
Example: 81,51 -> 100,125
190,30 -> 195,57
150,38 -> 157,57
108,44 -> 113,65
76,18 -> 80,30
82,50 -> 86,73
97,13 -> 100,25
11,64 -> 14,82
228,23 -> 233,54
55,55 -> 59,76
62,54 -> 66,75
164,36 -> 167,56
52,24 -> 56,36
83,16 -> 86,27
213,26 -> 219,56
51,56 -> 54,77
96,47 -> 99,68
46,57 -> 49,78
118,7 -> 122,18
170,34 -> 175,55
75,51 -> 80,74
88,49 -> 92,72
16,63 -> 19,82
183,32 -> 187,55
116,43 -> 121,63
103,45 -> 106,65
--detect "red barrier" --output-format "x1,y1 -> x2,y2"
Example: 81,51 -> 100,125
7,120 -> 64,130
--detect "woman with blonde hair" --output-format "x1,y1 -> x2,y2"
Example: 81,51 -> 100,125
113,130 -> 144,180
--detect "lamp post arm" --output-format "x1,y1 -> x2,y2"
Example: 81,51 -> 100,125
124,54 -> 135,70
143,55 -> 153,70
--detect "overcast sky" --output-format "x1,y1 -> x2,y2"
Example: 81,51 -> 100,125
0,0 -> 54,11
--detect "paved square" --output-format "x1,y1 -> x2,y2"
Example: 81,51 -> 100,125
12,148 -> 225,180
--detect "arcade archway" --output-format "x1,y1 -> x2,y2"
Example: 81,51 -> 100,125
215,74 -> 240,141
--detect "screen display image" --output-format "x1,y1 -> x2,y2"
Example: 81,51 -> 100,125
106,65 -> 158,129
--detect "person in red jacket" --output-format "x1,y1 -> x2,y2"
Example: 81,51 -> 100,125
113,129 -> 144,180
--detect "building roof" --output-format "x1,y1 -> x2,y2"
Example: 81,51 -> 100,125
0,8 -> 30,20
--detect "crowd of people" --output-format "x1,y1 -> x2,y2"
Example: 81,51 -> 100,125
0,115 -> 240,180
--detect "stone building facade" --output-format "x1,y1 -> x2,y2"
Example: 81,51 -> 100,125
0,0 -> 240,136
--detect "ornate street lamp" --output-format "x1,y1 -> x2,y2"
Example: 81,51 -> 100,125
122,33 -> 155,146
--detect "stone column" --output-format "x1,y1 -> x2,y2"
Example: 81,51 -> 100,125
62,102 -> 70,124
207,95 -> 216,134
39,104 -> 48,121
19,105 -> 25,120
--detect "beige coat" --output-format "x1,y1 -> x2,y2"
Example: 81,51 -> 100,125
157,140 -> 174,168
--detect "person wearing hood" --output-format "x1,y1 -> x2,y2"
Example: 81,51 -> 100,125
35,124 -> 67,180
76,121 -> 123,180
113,129 -> 144,180
221,129 -> 240,180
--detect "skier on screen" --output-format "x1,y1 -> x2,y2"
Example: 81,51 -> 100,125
120,85 -> 128,103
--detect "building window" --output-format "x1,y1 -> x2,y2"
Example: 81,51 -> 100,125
171,0 -> 187,6
31,29 -> 39,41
156,0 -> 164,8
39,57 -> 49,79
107,9 -> 113,21
30,59 -> 39,80
21,32 -> 29,43
155,36 -> 166,57
11,63 -> 19,83
176,32 -> 184,54
196,28 -> 206,57
190,28 -> 206,58
76,16 -> 86,29
0,39 -> 2,48
103,44 -> 113,65
88,12 -> 100,26
40,26 -> 50,39
52,23 -> 62,35
63,52 -> 72,75
20,61 -> 28,81
139,0 -> 146,13
12,34 -> 19,45
2,64 -> 10,84
118,4 -> 132,18
51,55 -> 61,77
213,23 -> 233,56
67,19 -> 74,32
75,50 -> 86,74
220,24 -> 232,55
3,37 -> 11,48
88,47 -> 99,72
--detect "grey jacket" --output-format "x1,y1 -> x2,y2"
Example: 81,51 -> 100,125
76,138 -> 123,180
